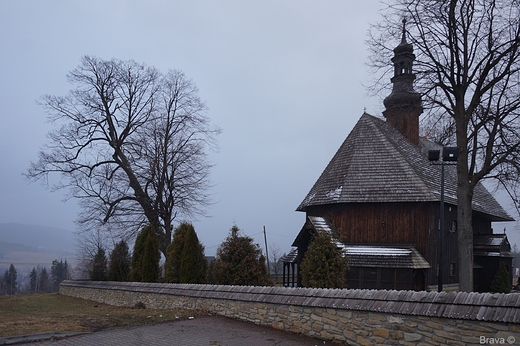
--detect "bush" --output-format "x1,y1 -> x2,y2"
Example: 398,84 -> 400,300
108,240 -> 131,281
211,225 -> 272,286
179,224 -> 207,283
490,264 -> 512,293
164,222 -> 206,284
164,224 -> 188,283
300,230 -> 349,288
131,225 -> 160,282
90,246 -> 107,281
140,227 -> 161,283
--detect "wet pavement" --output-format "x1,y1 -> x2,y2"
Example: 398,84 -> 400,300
11,315 -> 328,346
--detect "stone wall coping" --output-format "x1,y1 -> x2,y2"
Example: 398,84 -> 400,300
60,280 -> 520,323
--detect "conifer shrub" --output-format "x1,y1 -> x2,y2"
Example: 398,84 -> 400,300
179,225 -> 207,283
165,223 -> 189,283
212,225 -> 272,286
131,225 -> 160,282
107,239 -> 131,281
490,264 -> 512,293
90,246 -> 108,281
300,230 -> 349,289
165,222 -> 207,284
130,227 -> 148,282
140,229 -> 161,282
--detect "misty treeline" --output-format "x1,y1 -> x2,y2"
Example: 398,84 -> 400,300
80,223 -> 273,286
0,259 -> 70,295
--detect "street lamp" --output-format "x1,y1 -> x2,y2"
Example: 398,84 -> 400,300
428,147 -> 458,292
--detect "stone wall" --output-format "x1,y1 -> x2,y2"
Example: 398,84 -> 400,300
60,281 -> 520,345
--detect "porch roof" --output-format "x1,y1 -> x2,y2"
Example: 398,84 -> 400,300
342,244 -> 431,269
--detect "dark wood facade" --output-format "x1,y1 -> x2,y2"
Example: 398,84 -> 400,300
294,201 -> 507,291
345,267 -> 420,291
306,202 -> 434,256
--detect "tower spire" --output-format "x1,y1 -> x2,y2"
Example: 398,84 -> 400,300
382,19 -> 423,145
400,18 -> 407,44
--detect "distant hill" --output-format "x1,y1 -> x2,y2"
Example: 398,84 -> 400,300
0,223 -> 75,253
0,241 -> 39,253
0,223 -> 77,271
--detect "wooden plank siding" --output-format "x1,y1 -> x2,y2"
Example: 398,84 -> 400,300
306,202 -> 433,256
473,214 -> 493,235
304,201 -> 497,290
432,204 -> 460,288
305,201 -> 473,290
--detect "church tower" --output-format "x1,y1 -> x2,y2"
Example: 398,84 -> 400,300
383,19 -> 423,145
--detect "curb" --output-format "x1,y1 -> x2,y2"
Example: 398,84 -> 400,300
0,332 -> 89,345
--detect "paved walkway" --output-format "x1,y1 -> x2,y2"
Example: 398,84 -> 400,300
14,315 -> 326,346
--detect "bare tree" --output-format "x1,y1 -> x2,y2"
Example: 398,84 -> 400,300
368,0 -> 520,291
75,226 -> 112,280
26,56 -> 220,256
269,243 -> 282,284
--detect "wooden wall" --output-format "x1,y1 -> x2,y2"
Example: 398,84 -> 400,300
306,202 -> 434,256
302,201 -> 497,290
305,201 -> 464,288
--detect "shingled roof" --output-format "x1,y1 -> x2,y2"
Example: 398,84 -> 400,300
297,113 -> 512,221
343,244 -> 431,269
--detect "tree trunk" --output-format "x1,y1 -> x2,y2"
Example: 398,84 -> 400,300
112,149 -> 165,255
456,116 -> 474,292
457,176 -> 474,292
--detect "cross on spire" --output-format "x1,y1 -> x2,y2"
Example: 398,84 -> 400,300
401,18 -> 407,44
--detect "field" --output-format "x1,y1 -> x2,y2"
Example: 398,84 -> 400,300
0,293 -> 202,337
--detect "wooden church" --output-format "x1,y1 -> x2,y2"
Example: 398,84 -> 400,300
282,24 -> 514,292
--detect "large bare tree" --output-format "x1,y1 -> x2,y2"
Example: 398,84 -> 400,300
369,0 -> 520,291
26,56 -> 220,256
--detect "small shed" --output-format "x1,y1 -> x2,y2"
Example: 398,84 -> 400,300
473,234 -> 514,292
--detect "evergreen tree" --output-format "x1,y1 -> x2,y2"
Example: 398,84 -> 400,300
1,269 -> 8,295
51,259 -> 69,291
212,225 -> 272,286
108,239 -> 131,281
164,223 -> 190,283
140,227 -> 161,283
179,224 -> 207,283
490,264 -> 512,293
165,222 -> 206,284
300,231 -> 349,289
29,267 -> 38,293
4,264 -> 17,295
130,225 -> 153,282
90,246 -> 108,281
39,267 -> 49,293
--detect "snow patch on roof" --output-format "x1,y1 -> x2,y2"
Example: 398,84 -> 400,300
325,186 -> 343,201
344,246 -> 411,256
308,216 -> 333,232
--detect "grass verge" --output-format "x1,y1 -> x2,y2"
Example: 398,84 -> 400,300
0,293 -> 202,337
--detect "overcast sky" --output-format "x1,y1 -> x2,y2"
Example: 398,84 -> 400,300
1,1 -> 519,257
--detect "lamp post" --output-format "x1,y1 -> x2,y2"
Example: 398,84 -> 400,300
428,147 -> 458,292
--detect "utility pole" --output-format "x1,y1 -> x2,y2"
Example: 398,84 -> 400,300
428,147 -> 458,292
263,226 -> 270,273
